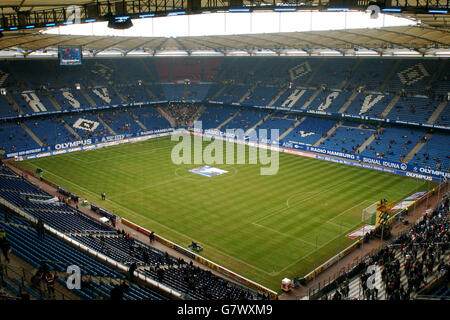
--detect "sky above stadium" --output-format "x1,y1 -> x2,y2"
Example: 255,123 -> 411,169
42,10 -> 419,38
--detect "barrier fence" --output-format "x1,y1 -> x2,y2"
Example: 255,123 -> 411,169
304,180 -> 449,300
121,218 -> 279,300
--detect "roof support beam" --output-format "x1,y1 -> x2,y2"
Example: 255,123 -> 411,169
342,30 -> 422,53
0,34 -> 59,50
25,35 -> 91,53
269,33 -> 343,52
93,38 -> 135,55
181,37 -> 220,52
124,37 -> 163,54
381,28 -> 449,47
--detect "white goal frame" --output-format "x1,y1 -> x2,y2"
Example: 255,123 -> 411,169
362,201 -> 378,223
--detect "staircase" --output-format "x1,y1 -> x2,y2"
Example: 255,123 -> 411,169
238,84 -> 257,104
188,106 -> 206,127
313,121 -> 343,147
96,115 -> 117,135
216,109 -> 241,130
80,88 -> 97,107
426,101 -> 447,125
129,111 -> 147,130
338,91 -> 359,114
339,59 -> 361,90
112,86 -> 127,103
245,113 -> 271,135
356,131 -> 377,154
381,95 -> 400,118
139,60 -> 158,83
268,87 -> 288,107
46,93 -> 62,111
280,88 -> 308,109
5,60 -> 26,92
379,60 -> 401,92
210,85 -> 227,101
144,86 -> 159,101
305,59 -> 325,86
300,89 -> 321,110
20,123 -> 43,146
403,133 -> 433,163
157,107 -> 177,127
183,83 -> 189,101
61,119 -> 81,140
6,92 -> 23,114
278,117 -> 306,141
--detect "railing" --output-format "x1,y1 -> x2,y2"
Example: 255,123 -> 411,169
0,263 -> 68,300
305,185 -> 449,300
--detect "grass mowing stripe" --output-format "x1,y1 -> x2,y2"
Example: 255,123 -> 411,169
20,135 -> 437,291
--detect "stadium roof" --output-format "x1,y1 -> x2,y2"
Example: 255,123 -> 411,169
0,1 -> 449,57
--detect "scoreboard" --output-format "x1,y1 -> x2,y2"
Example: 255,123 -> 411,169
59,46 -> 82,65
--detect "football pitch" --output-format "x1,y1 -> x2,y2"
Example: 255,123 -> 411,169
19,135 -> 435,291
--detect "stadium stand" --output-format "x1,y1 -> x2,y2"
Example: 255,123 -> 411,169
307,191 -> 449,301
0,167 -> 264,300
0,56 -> 449,301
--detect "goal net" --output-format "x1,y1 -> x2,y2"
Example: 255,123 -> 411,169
362,201 -> 378,224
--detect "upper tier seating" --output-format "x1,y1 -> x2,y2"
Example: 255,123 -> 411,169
0,121 -> 40,153
320,124 -> 374,154
0,219 -> 123,278
196,106 -> 236,130
409,132 -> 449,169
272,88 -> 315,109
215,85 -> 251,104
361,127 -> 425,163
221,109 -> 267,131
281,117 -> 338,146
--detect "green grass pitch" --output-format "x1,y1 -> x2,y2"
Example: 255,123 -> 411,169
19,135 -> 435,292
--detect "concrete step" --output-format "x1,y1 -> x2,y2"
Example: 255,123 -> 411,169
144,86 -> 159,101
183,83 -> 189,101
426,101 -> 447,125
238,84 -> 257,104
20,123 -> 43,147
305,59 -> 325,86
45,93 -> 62,111
381,95 -> 400,118
338,91 -> 359,114
356,131 -> 378,154
80,88 -> 97,107
112,85 -> 127,103
339,59 -> 361,90
210,85 -> 227,101
6,92 -> 23,115
157,107 -> 177,127
245,113 -> 272,135
280,88 -> 309,109
379,60 -> 400,92
60,118 -> 81,140
278,117 -> 306,141
96,115 -> 116,135
268,87 -> 288,107
300,89 -> 321,110
217,109 -> 241,130
403,133 -> 433,163
313,120 -> 343,147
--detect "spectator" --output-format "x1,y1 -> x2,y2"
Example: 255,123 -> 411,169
44,271 -> 58,299
0,237 -> 10,263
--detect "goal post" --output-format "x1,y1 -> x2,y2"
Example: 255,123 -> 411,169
362,201 -> 378,224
